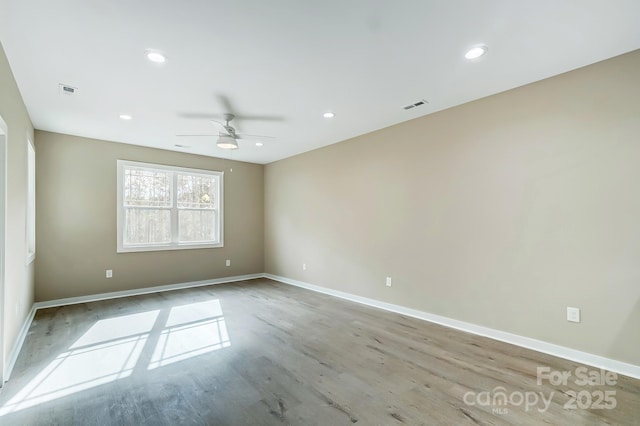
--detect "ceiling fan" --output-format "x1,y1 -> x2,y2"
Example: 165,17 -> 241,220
177,95 -> 281,150
177,113 -> 274,150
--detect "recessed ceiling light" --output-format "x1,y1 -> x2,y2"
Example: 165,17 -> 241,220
255,142 -> 264,147
323,112 -> 335,118
145,50 -> 167,64
119,114 -> 132,120
465,45 -> 488,60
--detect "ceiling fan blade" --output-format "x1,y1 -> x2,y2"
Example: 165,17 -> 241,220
216,94 -> 284,122
178,112 -> 226,120
181,111 -> 284,123
235,133 -> 275,140
232,114 -> 285,122
216,94 -> 236,116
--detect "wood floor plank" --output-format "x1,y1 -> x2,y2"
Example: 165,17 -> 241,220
0,278 -> 638,425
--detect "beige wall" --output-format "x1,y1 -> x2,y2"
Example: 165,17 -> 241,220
0,42 -> 35,376
265,50 -> 640,365
35,131 -> 264,301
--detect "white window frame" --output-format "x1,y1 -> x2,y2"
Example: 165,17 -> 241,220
26,138 -> 36,264
117,160 -> 224,253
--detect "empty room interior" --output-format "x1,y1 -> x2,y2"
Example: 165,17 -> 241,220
0,1 -> 639,425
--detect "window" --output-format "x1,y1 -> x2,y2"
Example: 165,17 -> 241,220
117,160 -> 223,252
27,139 -> 35,263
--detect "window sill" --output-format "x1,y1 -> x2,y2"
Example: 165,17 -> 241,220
117,242 -> 224,253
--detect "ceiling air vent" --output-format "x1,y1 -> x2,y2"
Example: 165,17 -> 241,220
59,84 -> 78,96
403,99 -> 428,110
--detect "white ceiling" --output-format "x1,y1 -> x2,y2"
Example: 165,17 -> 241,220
1,1 -> 639,164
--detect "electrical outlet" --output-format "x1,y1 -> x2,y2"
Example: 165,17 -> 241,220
386,277 -> 392,287
567,307 -> 580,323
302,263 -> 307,271
106,269 -> 113,278
225,259 -> 231,267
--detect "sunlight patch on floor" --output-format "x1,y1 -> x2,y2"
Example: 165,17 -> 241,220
70,310 -> 160,348
149,299 -> 231,369
0,310 -> 158,415
0,299 -> 231,416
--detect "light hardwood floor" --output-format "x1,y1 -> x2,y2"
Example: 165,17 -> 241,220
0,278 -> 638,425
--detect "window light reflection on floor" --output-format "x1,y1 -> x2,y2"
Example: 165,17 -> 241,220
0,299 -> 231,416
149,299 -> 231,369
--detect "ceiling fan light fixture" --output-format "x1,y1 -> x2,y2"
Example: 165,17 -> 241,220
217,135 -> 238,150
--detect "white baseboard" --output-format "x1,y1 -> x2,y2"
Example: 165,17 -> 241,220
264,273 -> 640,380
5,304 -> 37,381
33,273 -> 263,309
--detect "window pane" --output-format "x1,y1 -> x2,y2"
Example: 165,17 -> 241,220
124,208 -> 171,245
117,160 -> 223,252
177,174 -> 215,209
179,210 -> 216,242
124,168 -> 171,207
